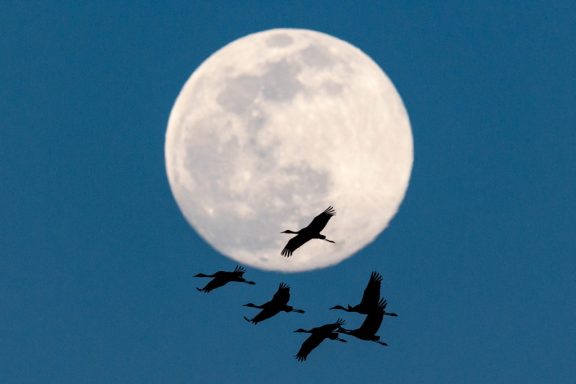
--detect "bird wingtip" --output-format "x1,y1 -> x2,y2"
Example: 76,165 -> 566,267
371,271 -> 383,282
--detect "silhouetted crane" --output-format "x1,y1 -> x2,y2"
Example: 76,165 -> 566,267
339,298 -> 393,346
294,318 -> 347,362
194,265 -> 255,293
330,272 -> 397,315
281,206 -> 336,257
243,283 -> 305,324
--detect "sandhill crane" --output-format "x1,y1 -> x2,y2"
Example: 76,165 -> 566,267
339,298 -> 393,346
294,318 -> 347,362
330,272 -> 397,316
281,206 -> 336,257
243,283 -> 305,324
194,265 -> 255,293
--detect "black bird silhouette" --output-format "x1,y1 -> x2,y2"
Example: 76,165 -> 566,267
339,298 -> 393,346
194,265 -> 255,293
281,206 -> 336,257
330,272 -> 396,315
243,283 -> 305,324
294,318 -> 347,362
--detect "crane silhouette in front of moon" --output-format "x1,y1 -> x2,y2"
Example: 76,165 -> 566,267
243,283 -> 305,324
194,265 -> 256,293
281,206 -> 336,257
339,298 -> 393,346
330,271 -> 398,316
294,318 -> 347,362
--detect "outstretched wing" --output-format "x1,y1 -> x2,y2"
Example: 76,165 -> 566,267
359,271 -> 382,310
232,265 -> 246,277
332,318 -> 346,332
296,333 -> 324,362
271,282 -> 290,306
246,308 -> 277,324
281,234 -> 310,257
304,206 -> 336,233
197,277 -> 227,293
358,298 -> 385,335
317,318 -> 346,333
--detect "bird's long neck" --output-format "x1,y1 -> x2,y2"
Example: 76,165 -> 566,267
244,303 -> 262,309
330,305 -> 352,312
282,230 -> 299,234
194,273 -> 214,278
384,312 -> 398,317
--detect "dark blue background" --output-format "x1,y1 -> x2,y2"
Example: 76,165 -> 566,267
1,2 -> 574,383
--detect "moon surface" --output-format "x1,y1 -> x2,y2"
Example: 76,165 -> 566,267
165,29 -> 413,272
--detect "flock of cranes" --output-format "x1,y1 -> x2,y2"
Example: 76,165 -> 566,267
194,206 -> 398,361
195,268 -> 396,361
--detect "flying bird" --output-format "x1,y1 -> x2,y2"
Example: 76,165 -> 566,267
294,318 -> 347,362
330,271 -> 396,315
281,206 -> 336,257
339,298 -> 393,346
194,265 -> 255,293
243,283 -> 305,324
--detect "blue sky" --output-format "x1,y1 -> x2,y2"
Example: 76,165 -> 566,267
1,1 -> 575,383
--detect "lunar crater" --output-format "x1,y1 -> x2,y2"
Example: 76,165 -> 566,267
216,75 -> 261,115
299,44 -> 337,67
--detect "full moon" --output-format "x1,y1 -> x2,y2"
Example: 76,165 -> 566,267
165,29 -> 413,272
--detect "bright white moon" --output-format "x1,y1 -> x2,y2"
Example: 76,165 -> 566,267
165,29 -> 413,272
